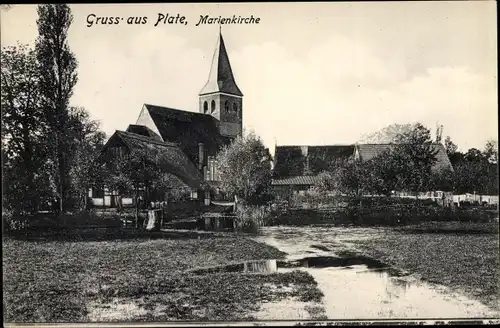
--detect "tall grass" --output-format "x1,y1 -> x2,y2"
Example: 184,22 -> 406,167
235,204 -> 271,233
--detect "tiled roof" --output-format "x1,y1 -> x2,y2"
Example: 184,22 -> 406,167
273,145 -> 355,177
355,143 -> 453,172
355,144 -> 392,161
272,143 -> 454,186
103,131 -> 205,189
199,32 -> 243,97
144,104 -> 233,165
272,175 -> 320,186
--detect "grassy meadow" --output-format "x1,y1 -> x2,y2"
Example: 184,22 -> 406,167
352,223 -> 500,311
3,232 -> 323,322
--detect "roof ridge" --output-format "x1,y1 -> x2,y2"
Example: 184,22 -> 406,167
116,130 -> 179,147
144,103 -> 211,118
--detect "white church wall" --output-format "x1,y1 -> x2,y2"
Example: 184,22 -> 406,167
136,105 -> 163,140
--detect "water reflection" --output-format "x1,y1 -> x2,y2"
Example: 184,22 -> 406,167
191,255 -> 497,318
253,226 -> 499,319
191,255 -> 392,275
191,260 -> 279,275
244,260 -> 278,273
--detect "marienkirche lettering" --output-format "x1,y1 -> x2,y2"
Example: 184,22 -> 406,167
195,15 -> 261,26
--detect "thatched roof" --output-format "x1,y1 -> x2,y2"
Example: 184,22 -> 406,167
272,175 -> 320,186
102,131 -> 205,189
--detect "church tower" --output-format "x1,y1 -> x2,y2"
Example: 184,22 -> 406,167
199,31 -> 243,138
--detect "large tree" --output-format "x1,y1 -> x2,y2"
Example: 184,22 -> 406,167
1,44 -> 52,214
103,147 -> 191,227
215,132 -> 273,204
444,136 -> 458,156
35,4 -> 78,213
358,123 -> 416,144
391,123 -> 439,194
104,149 -> 157,227
483,139 -> 498,164
66,107 -> 106,210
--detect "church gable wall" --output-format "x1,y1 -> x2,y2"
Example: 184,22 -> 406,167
136,105 -> 163,140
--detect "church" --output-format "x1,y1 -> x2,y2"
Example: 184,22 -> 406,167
90,31 -> 243,207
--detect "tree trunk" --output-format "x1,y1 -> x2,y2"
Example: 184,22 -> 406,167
84,193 -> 88,210
134,188 -> 139,229
58,135 -> 70,214
118,195 -> 123,213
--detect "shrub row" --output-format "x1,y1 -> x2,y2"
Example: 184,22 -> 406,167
266,204 -> 498,227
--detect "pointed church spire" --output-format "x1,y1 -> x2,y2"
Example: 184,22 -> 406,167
199,31 -> 243,97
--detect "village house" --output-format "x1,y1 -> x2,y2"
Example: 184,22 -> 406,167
89,31 -> 243,208
272,143 -> 454,200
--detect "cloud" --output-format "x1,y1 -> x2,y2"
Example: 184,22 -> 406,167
5,5 -> 494,154
228,35 -> 497,153
70,28 -> 210,135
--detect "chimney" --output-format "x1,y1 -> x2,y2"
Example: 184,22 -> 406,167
198,143 -> 204,171
207,156 -> 213,181
301,146 -> 311,175
210,156 -> 216,181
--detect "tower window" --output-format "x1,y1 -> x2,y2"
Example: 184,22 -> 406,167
225,101 -> 230,113
211,100 -> 216,113
233,103 -> 238,113
203,101 -> 208,113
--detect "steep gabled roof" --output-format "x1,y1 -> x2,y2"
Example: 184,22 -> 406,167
143,103 -> 233,164
355,143 -> 454,172
199,32 -> 243,97
126,124 -> 162,141
114,130 -> 178,148
145,103 -> 214,124
102,130 -> 205,189
355,144 -> 393,162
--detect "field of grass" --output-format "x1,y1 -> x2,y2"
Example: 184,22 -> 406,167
352,224 -> 500,311
3,232 -> 323,322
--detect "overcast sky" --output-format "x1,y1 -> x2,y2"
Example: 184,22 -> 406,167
1,2 -> 497,154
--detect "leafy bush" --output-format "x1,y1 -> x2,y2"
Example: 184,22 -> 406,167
289,190 -> 342,209
3,212 -> 29,235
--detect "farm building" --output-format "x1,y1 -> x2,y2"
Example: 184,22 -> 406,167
271,143 -> 454,198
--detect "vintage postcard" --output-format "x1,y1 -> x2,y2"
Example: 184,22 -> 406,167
1,2 -> 499,326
